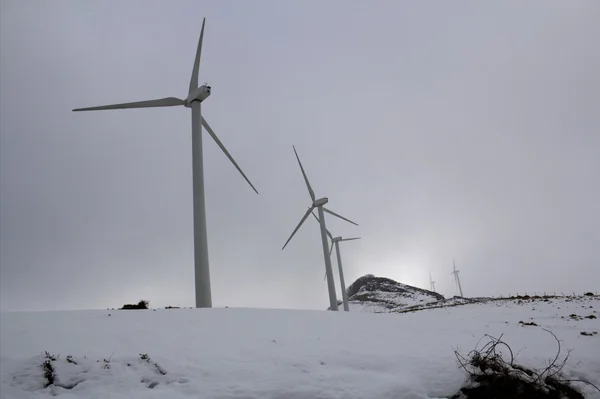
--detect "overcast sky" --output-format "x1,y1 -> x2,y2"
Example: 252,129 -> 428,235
1,0 -> 599,311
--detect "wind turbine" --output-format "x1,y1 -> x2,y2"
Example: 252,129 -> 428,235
429,272 -> 436,292
72,19 -> 258,309
282,146 -> 358,311
451,258 -> 464,297
311,213 -> 360,312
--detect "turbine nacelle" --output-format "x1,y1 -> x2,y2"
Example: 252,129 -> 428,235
314,197 -> 329,207
332,236 -> 343,242
185,84 -> 211,107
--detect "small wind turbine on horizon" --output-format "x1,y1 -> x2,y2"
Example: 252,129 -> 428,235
282,146 -> 358,311
311,212 -> 360,312
429,272 -> 436,293
71,19 -> 258,309
451,258 -> 464,297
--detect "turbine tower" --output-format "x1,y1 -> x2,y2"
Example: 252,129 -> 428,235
451,258 -> 464,297
282,146 -> 358,311
429,272 -> 436,293
72,19 -> 258,308
312,213 -> 360,312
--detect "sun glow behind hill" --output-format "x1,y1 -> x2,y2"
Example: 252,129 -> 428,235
357,254 -> 432,292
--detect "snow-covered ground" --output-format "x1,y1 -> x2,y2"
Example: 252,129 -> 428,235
1,296 -> 599,398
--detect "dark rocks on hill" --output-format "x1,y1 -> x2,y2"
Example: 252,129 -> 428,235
347,274 -> 445,301
329,274 -> 449,312
119,300 -> 149,310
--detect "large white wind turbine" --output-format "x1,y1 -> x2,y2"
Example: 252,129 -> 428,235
429,272 -> 436,293
312,213 -> 360,312
451,258 -> 464,297
282,146 -> 358,311
72,19 -> 258,309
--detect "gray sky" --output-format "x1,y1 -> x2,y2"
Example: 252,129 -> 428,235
1,0 -> 599,311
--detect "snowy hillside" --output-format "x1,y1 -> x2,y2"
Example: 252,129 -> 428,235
345,274 -> 446,313
1,295 -> 599,398
344,275 -> 533,314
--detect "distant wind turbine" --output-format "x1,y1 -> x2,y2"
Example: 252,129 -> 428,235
282,146 -> 358,311
72,19 -> 258,309
311,212 -> 360,312
429,272 -> 436,293
451,258 -> 464,297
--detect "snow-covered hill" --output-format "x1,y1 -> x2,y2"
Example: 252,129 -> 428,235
1,294 -> 599,398
345,274 -> 448,313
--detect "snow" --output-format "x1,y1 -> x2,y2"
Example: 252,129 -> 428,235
1,296 -> 599,398
348,288 -> 440,313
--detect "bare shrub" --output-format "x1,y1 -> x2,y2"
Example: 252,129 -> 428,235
452,330 -> 599,398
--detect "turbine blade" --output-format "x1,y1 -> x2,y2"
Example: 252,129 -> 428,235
322,207 -> 358,226
329,242 -> 334,256
73,97 -> 185,111
324,270 -> 327,282
340,237 -> 360,242
202,117 -> 259,194
311,211 -> 319,223
311,211 -> 333,240
292,146 -> 315,203
189,18 -> 206,94
282,207 -> 314,250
